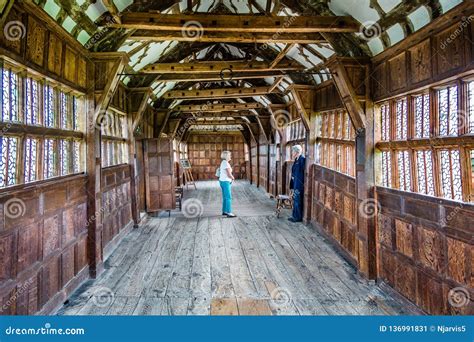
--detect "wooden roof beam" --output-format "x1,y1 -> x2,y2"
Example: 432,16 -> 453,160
153,70 -> 290,83
176,111 -> 257,118
173,102 -> 264,112
143,60 -> 303,73
164,86 -> 276,100
269,43 -> 295,69
326,58 -> 367,130
129,30 -> 326,44
111,13 -> 360,32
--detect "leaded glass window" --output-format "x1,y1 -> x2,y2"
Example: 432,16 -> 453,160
414,93 -> 430,138
397,150 -> 411,191
438,85 -> 458,136
25,77 -> 40,125
468,81 -> 474,134
25,137 -> 38,183
381,151 -> 392,188
59,139 -> 70,176
381,103 -> 390,141
440,149 -> 462,201
416,150 -> 435,196
60,92 -> 69,130
44,138 -> 56,179
1,68 -> 19,122
396,98 -> 408,140
0,136 -> 18,186
73,140 -> 82,173
44,84 -> 56,127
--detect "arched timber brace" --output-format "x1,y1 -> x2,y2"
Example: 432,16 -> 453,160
0,0 -> 473,318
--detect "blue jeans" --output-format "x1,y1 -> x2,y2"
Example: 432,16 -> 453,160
219,181 -> 232,214
292,189 -> 303,221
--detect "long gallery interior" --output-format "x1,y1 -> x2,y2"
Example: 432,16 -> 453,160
0,0 -> 473,316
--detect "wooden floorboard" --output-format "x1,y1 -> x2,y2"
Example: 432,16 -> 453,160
57,180 -> 419,316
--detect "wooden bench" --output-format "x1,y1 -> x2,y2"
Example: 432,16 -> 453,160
275,194 -> 293,218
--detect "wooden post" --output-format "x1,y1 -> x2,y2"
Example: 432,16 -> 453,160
85,59 -> 103,278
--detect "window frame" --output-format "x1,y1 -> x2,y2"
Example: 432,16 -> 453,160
376,79 -> 474,202
0,58 -> 86,188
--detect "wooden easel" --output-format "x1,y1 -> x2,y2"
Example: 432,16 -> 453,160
180,159 -> 197,190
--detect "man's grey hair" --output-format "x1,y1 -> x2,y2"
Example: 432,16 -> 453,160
291,145 -> 303,154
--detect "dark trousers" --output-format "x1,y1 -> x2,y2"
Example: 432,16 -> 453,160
292,189 -> 304,221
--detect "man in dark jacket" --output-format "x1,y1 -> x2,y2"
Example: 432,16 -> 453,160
289,145 -> 305,222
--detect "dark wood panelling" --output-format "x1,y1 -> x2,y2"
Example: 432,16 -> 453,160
314,81 -> 344,112
0,176 -> 89,315
310,165 -> 359,267
0,5 -> 89,93
144,139 -> 175,211
372,18 -> 473,101
376,186 -> 474,315
188,133 -> 246,181
101,165 -> 133,248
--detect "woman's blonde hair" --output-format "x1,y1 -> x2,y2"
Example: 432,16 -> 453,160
221,150 -> 231,161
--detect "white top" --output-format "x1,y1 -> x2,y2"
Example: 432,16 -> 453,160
219,160 -> 233,182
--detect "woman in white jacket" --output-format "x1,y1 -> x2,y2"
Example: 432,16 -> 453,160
218,151 -> 236,217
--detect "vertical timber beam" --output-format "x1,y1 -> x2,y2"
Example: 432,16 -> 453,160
328,57 -> 376,279
327,58 -> 366,130
290,85 -> 315,223
85,59 -> 103,278
129,88 -> 151,226
87,52 -> 128,278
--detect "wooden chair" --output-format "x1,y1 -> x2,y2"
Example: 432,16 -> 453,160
275,191 -> 293,218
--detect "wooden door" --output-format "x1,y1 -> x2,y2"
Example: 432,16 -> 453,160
144,138 -> 175,212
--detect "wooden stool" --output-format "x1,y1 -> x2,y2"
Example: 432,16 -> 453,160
275,194 -> 293,218
175,186 -> 184,211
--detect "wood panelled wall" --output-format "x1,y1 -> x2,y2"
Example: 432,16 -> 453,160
0,176 -> 89,315
371,11 -> 474,315
310,165 -> 359,267
372,11 -> 473,101
0,3 -> 93,316
0,4 -> 88,92
101,165 -> 134,259
377,187 -> 473,315
187,133 -> 246,181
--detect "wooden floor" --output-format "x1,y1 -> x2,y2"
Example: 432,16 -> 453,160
58,181 -> 417,315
